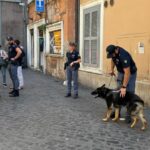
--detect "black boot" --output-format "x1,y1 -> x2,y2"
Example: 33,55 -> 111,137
9,90 -> 19,97
65,93 -> 71,97
73,94 -> 78,99
9,89 -> 15,95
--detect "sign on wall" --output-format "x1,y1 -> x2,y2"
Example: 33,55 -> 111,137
50,30 -> 62,54
36,0 -> 45,12
138,42 -> 145,54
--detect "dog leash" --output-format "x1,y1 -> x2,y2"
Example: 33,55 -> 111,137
108,76 -> 113,88
108,75 -> 118,87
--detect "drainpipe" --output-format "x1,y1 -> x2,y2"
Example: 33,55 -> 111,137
75,0 -> 80,50
45,0 -> 48,24
23,0 -> 28,67
43,0 -> 47,74
0,0 -> 2,45
20,0 -> 28,67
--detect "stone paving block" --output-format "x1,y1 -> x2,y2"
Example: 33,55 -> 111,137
0,69 -> 149,150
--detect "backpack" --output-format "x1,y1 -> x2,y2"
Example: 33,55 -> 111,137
20,46 -> 25,58
21,49 -> 25,57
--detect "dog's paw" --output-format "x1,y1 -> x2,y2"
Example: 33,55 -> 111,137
141,127 -> 146,131
141,124 -> 147,131
141,122 -> 148,131
102,118 -> 109,122
130,124 -> 135,128
112,118 -> 118,122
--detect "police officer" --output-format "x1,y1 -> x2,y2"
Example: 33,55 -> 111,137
7,37 -> 22,97
65,42 -> 81,99
106,45 -> 137,123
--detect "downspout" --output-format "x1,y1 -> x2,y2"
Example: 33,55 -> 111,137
75,0 -> 80,50
23,0 -> 28,67
44,0 -> 48,74
45,0 -> 48,24
0,0 -> 2,45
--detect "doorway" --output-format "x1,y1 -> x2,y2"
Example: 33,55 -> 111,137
38,27 -> 44,71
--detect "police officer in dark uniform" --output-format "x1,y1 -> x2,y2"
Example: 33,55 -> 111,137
7,37 -> 22,97
106,45 -> 137,123
65,42 -> 81,99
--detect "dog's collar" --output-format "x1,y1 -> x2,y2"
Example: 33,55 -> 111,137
94,95 -> 99,98
112,90 -> 120,93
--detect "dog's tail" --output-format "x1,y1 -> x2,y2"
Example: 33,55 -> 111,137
128,101 -> 144,115
137,99 -> 144,106
128,103 -> 138,114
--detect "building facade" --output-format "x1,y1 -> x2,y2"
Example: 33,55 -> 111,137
27,0 -> 150,104
0,0 -> 27,62
45,0 -> 78,78
79,0 -> 150,104
27,0 -> 46,71
27,0 -> 78,77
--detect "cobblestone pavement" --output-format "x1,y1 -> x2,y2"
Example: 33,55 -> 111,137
0,69 -> 150,150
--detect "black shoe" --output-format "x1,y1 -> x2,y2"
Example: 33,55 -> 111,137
9,90 -> 19,97
3,83 -> 7,87
73,94 -> 78,99
9,90 -> 15,95
125,116 -> 132,124
65,93 -> 71,97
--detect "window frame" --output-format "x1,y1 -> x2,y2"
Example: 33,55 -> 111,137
80,1 -> 104,74
83,5 -> 101,68
49,29 -> 62,55
46,21 -> 64,56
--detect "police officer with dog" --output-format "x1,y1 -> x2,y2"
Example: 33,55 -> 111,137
106,45 -> 137,123
65,42 -> 81,99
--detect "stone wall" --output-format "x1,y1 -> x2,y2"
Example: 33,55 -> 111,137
28,1 -> 45,23
46,55 -> 66,79
45,0 -> 77,78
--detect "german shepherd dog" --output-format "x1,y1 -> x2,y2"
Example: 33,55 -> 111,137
91,84 -> 147,130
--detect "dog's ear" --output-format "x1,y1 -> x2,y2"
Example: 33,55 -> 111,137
101,84 -> 105,88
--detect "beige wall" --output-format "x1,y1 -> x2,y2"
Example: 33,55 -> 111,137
81,0 -> 98,5
79,0 -> 150,105
103,0 -> 150,80
81,0 -> 150,80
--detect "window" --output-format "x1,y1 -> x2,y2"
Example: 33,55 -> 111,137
46,22 -> 64,56
83,5 -> 101,67
49,30 -> 62,54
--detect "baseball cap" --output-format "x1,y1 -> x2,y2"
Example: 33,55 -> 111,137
106,45 -> 116,58
7,36 -> 14,41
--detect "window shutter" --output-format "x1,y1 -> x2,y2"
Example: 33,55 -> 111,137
91,9 -> 100,66
91,11 -> 98,37
91,40 -> 97,64
83,12 -> 90,64
83,5 -> 101,67
84,13 -> 90,37
84,40 -> 90,63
